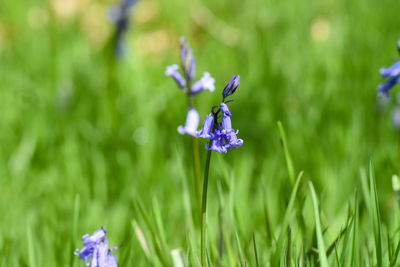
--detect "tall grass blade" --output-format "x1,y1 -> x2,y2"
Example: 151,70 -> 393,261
309,182 -> 329,267
277,121 -> 295,185
392,175 -> 400,212
348,191 -> 359,267
390,237 -> 400,267
272,171 -> 303,265
135,199 -> 169,265
369,161 -> 382,267
152,197 -> 169,259
132,220 -> 151,258
70,194 -> 80,266
253,233 -> 259,267
27,222 -> 36,267
235,231 -> 244,267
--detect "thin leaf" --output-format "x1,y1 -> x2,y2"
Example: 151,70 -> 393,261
309,182 -> 329,267
253,233 -> 259,267
272,171 -> 304,265
277,121 -> 295,185
369,161 -> 382,267
27,222 -> 36,267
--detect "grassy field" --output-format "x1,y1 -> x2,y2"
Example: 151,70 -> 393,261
2,0 -> 400,266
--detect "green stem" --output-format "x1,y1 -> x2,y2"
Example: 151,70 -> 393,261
201,149 -> 212,267
192,136 -> 202,215
188,94 -> 202,217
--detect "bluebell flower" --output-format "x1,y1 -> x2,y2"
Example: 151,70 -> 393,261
165,64 -> 186,90
75,227 -> 119,267
165,37 -> 215,95
206,129 -> 227,153
178,108 -> 199,136
191,72 -> 215,94
222,75 -> 240,100
196,113 -> 214,139
107,0 -> 137,58
378,76 -> 399,98
198,76 -> 243,153
180,37 -> 195,83
378,41 -> 400,97
219,103 -> 243,150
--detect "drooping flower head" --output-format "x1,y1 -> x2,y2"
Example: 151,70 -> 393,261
165,64 -> 186,90
197,76 -> 243,153
165,36 -> 215,96
107,0 -> 137,58
178,108 -> 199,137
75,227 -> 119,267
378,41 -> 400,98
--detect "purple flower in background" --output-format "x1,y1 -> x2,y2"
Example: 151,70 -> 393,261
180,37 -> 196,83
165,37 -> 215,95
107,0 -> 137,58
165,64 -> 186,90
178,108 -> 199,137
378,41 -> 400,97
191,72 -> 215,94
75,227 -> 119,267
198,76 -> 243,153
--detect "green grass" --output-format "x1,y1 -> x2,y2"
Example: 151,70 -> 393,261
2,0 -> 400,266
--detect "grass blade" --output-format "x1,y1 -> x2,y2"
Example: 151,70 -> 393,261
369,162 -> 382,267
390,237 -> 400,267
235,231 -> 244,267
27,222 -> 36,267
348,191 -> 359,267
277,121 -> 295,185
272,171 -> 303,265
135,199 -> 169,266
253,233 -> 259,267
309,182 -> 329,267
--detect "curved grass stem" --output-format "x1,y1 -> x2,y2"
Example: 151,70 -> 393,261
201,149 -> 212,267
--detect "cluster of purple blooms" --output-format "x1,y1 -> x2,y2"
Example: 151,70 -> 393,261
197,76 -> 243,153
75,227 -> 119,267
175,76 -> 243,153
165,37 -> 243,153
107,0 -> 137,58
378,40 -> 400,98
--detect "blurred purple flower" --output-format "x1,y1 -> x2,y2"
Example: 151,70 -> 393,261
180,37 -> 195,83
75,227 -> 119,267
378,76 -> 399,98
178,108 -> 199,136
107,0 -> 137,58
165,64 -> 186,90
165,37 -> 215,95
191,72 -> 215,94
378,41 -> 400,97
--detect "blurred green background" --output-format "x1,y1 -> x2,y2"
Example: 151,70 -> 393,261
1,0 -> 400,265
